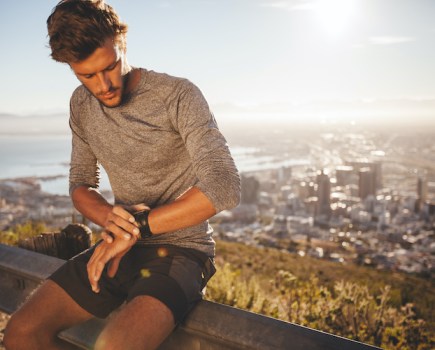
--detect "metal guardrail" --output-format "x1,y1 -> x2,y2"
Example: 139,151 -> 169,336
0,243 -> 382,350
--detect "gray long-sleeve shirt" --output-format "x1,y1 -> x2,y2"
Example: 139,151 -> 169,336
68,69 -> 240,257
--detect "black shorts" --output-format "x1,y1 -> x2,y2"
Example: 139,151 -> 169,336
48,243 -> 216,324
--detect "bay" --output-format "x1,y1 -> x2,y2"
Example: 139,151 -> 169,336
0,136 -> 309,196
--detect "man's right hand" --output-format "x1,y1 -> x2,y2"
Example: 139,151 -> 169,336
101,203 -> 150,243
101,205 -> 141,243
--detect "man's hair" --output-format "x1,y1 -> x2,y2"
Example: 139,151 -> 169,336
47,0 -> 128,63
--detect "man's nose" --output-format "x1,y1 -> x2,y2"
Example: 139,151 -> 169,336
97,72 -> 111,92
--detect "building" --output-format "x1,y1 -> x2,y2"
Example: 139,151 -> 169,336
335,165 -> 355,187
316,170 -> 331,217
416,177 -> 428,213
346,159 -> 383,191
359,167 -> 376,200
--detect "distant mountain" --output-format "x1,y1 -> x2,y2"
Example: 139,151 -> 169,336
0,113 -> 20,119
212,98 -> 435,126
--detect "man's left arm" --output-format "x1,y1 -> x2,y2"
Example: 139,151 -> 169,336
147,186 -> 216,234
169,80 -> 241,216
144,80 -> 241,232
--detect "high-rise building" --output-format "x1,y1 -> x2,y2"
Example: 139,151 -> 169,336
372,161 -> 383,190
346,160 -> 383,191
336,165 -> 355,186
316,170 -> 331,216
417,177 -> 428,200
358,167 -> 376,200
416,177 -> 428,212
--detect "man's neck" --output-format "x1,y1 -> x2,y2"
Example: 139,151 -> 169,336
124,67 -> 141,95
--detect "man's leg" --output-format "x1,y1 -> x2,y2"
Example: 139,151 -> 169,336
94,295 -> 175,350
3,280 -> 93,350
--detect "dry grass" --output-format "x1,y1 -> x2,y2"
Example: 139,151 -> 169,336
0,312 -> 10,350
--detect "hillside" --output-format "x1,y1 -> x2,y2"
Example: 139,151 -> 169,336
213,240 -> 434,329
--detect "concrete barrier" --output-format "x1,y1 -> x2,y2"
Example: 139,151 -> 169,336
0,244 -> 381,350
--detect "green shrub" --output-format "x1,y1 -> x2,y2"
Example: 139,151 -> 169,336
0,221 -> 49,245
206,261 -> 435,350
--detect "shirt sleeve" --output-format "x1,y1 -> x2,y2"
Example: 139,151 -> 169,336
171,81 -> 241,213
68,99 -> 101,196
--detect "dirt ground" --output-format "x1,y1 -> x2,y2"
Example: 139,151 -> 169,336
0,312 -> 10,349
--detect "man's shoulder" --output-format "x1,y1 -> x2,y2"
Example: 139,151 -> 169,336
145,69 -> 197,94
70,84 -> 91,106
146,69 -> 187,85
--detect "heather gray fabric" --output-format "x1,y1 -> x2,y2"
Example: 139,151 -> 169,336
68,69 -> 240,257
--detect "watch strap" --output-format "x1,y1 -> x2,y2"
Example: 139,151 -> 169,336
133,209 -> 153,239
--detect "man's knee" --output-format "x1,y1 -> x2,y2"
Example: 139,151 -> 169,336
3,313 -> 34,349
94,296 -> 175,350
94,329 -> 121,350
3,312 -> 56,349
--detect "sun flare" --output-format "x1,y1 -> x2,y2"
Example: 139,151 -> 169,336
315,0 -> 358,38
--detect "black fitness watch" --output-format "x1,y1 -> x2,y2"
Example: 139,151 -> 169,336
133,209 -> 153,239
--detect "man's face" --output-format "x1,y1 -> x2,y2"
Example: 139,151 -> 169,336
69,38 -> 127,108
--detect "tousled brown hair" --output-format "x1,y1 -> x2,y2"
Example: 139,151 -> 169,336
47,0 -> 128,63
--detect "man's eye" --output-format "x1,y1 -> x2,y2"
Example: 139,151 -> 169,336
84,75 -> 94,79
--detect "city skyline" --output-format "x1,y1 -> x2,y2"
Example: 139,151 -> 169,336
1,0 -> 434,126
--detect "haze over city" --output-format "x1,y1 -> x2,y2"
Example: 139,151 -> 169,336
1,0 -> 434,128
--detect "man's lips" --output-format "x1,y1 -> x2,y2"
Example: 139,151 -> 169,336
102,91 -> 116,99
98,88 -> 119,99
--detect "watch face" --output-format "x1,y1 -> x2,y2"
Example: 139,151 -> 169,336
134,210 -> 152,238
134,211 -> 148,227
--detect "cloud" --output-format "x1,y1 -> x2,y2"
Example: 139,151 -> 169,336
260,0 -> 316,11
369,36 -> 416,45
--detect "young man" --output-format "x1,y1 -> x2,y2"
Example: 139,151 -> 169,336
4,1 -> 240,349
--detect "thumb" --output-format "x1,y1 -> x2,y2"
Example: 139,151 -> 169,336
107,256 -> 121,278
130,203 -> 150,212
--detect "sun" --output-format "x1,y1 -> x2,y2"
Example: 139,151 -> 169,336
314,0 -> 358,38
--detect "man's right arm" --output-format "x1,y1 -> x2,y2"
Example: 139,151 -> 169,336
69,98 -> 139,240
72,185 -> 144,293
71,185 -> 139,240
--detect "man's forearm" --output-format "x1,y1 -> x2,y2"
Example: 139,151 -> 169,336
148,186 -> 216,235
71,185 -> 113,227
72,185 -> 216,236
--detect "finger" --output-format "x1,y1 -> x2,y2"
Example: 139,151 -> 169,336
107,256 -> 121,278
106,209 -> 140,239
93,243 -> 123,285
112,205 -> 136,223
87,247 -> 101,292
87,244 -> 111,293
130,203 -> 150,212
105,221 -> 139,240
101,231 -> 113,244
92,260 -> 107,293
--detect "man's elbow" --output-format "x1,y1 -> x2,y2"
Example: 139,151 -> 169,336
220,181 -> 241,212
231,185 -> 242,209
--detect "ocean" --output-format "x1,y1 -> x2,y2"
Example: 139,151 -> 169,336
0,135 -> 309,196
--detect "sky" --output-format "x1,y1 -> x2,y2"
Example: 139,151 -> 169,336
1,0 -> 434,125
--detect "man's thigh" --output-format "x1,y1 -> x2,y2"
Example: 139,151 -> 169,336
48,244 -> 127,319
8,280 -> 93,334
95,295 -> 175,350
126,245 -> 215,324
